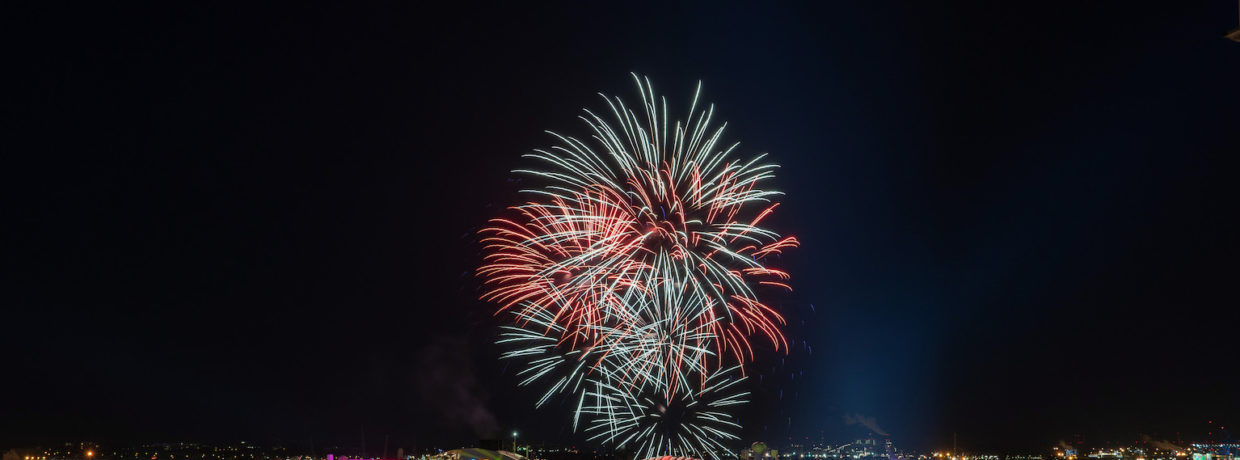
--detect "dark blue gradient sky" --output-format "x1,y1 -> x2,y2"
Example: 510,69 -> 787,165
5,1 -> 1238,454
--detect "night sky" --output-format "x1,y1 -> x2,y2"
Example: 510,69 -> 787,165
5,1 -> 1238,455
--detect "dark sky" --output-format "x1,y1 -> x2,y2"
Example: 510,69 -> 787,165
5,1 -> 1238,455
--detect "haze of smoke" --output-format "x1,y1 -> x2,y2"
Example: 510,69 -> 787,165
1141,435 -> 1184,452
843,413 -> 890,436
415,336 -> 499,438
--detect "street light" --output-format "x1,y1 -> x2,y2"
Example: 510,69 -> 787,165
511,432 -> 518,454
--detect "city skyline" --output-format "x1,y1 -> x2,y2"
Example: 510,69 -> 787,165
4,431 -> 1238,460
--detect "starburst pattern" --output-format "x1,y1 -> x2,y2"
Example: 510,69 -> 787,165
479,74 -> 797,459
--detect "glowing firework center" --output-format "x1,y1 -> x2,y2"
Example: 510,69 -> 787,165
479,74 -> 798,460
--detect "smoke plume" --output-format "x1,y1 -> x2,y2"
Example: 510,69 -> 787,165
1141,435 -> 1184,452
414,336 -> 499,438
843,413 -> 890,436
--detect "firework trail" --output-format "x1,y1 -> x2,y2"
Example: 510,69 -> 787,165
582,365 -> 749,459
499,309 -> 746,460
479,73 -> 797,459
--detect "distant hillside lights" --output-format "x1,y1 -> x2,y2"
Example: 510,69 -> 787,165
3,445 -> 98,460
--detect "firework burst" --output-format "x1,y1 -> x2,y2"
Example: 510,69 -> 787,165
479,74 -> 797,458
